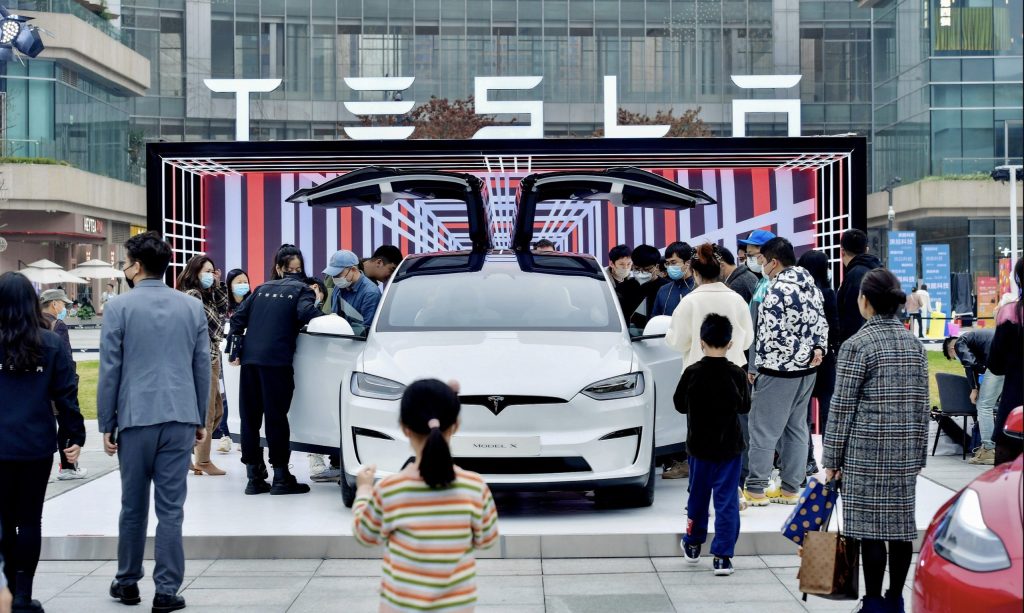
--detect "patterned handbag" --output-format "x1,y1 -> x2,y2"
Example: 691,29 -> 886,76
781,477 -> 838,545
796,484 -> 860,601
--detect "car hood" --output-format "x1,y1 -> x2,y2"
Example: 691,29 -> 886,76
362,331 -> 635,399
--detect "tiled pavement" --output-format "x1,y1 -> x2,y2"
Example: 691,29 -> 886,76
33,554 -> 918,613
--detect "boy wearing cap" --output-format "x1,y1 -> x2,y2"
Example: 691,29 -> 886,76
323,250 -> 381,336
40,289 -> 87,480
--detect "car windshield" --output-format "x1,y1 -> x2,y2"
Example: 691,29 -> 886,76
375,265 -> 622,332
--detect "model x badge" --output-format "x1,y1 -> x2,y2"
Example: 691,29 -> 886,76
487,395 -> 505,416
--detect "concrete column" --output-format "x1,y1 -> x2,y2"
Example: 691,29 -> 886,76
771,0 -> 800,82
186,0 -> 213,119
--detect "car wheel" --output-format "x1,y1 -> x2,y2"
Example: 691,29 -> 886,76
338,451 -> 357,508
594,447 -> 656,509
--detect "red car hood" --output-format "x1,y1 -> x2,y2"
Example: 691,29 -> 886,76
973,454 -> 1024,564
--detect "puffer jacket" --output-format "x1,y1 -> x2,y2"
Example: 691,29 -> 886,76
754,266 -> 829,377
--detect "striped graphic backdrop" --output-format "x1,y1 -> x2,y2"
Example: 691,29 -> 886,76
202,167 -> 817,286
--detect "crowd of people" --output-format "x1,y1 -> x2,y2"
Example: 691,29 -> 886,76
0,222 -> 1021,612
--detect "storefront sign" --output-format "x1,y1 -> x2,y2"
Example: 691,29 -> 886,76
922,244 -> 952,321
130,225 -> 147,237
977,276 -> 999,326
998,257 -> 1012,297
82,216 -> 105,234
888,230 -> 917,294
206,74 -> 802,141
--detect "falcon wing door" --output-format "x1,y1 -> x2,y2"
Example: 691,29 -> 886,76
288,166 -> 490,252
511,167 -> 714,252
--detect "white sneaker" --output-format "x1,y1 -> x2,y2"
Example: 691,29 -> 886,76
310,468 -> 342,483
57,467 -> 89,481
217,436 -> 233,454
308,453 -> 327,477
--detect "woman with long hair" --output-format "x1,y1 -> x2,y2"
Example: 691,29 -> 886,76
214,268 -> 251,453
823,268 -> 929,613
988,256 -> 1024,465
0,272 -> 85,612
177,255 -> 229,476
795,250 -> 839,476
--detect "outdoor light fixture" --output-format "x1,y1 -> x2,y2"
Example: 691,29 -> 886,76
0,4 -> 46,62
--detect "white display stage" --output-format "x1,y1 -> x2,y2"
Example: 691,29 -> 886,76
41,446 -> 956,560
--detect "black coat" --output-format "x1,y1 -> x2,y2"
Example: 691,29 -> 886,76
0,330 -> 85,461
229,276 -> 323,367
836,253 -> 882,347
988,304 -> 1023,448
814,285 -> 840,398
674,356 -> 751,461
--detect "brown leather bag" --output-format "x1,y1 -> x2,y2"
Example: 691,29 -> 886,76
797,493 -> 859,601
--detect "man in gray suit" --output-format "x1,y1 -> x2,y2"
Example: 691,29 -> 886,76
98,232 -> 210,613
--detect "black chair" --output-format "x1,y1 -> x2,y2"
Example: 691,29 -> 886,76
931,373 -> 978,460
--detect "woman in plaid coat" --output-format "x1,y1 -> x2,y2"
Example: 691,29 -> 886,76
823,268 -> 929,613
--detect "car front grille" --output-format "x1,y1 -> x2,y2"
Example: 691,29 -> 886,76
455,456 -> 592,474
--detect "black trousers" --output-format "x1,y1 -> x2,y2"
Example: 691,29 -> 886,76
239,364 -> 295,468
0,457 -> 53,598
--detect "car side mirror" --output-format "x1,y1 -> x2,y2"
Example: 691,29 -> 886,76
641,315 -> 671,338
307,314 -> 356,337
1004,406 -> 1024,440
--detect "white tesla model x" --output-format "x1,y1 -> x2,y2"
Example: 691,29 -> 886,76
224,166 -> 715,508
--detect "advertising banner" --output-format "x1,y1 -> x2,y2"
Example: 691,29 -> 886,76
922,244 -> 951,336
977,276 -> 999,327
999,258 -> 1012,298
888,231 -> 917,295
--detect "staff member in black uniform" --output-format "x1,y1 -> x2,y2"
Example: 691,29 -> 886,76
228,245 -> 324,496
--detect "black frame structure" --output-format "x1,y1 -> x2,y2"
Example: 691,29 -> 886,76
147,136 -> 867,283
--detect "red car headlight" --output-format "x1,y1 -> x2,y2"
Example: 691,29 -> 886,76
933,488 -> 1011,572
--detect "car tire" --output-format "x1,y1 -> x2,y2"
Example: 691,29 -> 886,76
594,446 -> 656,509
338,452 -> 357,508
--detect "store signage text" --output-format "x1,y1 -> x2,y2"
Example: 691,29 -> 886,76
206,74 -> 802,142
83,217 -> 104,234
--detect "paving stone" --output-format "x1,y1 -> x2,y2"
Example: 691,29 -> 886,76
313,559 -> 382,577
203,558 -> 322,575
476,558 -> 543,576
35,560 -> 107,574
476,575 -> 544,605
542,572 -> 667,597
546,592 -> 675,613
542,557 -> 655,575
652,554 -> 767,572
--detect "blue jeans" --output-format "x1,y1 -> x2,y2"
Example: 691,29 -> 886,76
684,454 -> 742,559
977,373 -> 1005,450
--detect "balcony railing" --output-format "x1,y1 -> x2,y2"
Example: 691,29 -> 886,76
6,0 -> 121,42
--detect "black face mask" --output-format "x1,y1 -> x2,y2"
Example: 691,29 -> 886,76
124,264 -> 137,289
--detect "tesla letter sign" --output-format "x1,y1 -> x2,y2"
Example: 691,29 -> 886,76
207,74 -> 802,141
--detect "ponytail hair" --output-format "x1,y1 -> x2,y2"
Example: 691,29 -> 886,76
690,242 -> 722,282
400,379 -> 461,488
860,268 -> 906,316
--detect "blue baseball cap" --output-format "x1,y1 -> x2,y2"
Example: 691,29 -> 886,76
738,229 -> 777,247
323,250 -> 359,276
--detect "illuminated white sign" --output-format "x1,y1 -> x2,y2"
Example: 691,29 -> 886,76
207,75 -> 804,141
939,0 -> 952,26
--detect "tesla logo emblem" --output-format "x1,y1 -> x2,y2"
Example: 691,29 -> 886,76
487,396 -> 505,416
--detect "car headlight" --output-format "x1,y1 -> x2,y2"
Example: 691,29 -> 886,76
581,373 -> 645,400
933,488 -> 1011,572
351,372 -> 406,401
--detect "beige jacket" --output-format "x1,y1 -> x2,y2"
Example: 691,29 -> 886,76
665,282 -> 755,370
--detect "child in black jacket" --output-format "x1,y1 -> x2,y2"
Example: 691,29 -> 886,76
674,313 -> 751,576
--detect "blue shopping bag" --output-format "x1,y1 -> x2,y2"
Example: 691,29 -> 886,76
781,478 -> 838,545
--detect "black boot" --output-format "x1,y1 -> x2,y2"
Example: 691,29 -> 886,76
12,571 -> 43,612
152,592 -> 186,613
884,589 -> 906,613
109,579 -> 142,605
271,466 -> 310,495
244,463 -> 271,495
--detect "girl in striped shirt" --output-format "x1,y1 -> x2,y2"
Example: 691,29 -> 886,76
353,379 -> 499,612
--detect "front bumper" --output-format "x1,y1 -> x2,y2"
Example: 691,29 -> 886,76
341,386 -> 654,489
912,530 -> 1023,612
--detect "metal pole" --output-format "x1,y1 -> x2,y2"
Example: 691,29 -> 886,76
996,165 -> 1022,295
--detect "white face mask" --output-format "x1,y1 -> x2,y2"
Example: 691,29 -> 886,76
633,271 -> 653,285
747,257 -> 763,274
611,267 -> 631,282
334,275 -> 353,289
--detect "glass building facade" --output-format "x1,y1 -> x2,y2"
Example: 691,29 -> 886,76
118,0 -> 874,144
872,0 -> 1023,187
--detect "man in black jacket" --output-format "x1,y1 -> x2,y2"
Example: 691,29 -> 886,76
229,245 -> 324,496
836,229 -> 882,346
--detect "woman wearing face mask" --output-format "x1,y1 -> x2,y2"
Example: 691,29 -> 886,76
228,245 -> 324,496
213,269 -> 251,454
177,256 -> 230,476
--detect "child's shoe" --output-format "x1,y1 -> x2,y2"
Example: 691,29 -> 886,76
680,539 -> 701,564
713,557 -> 734,576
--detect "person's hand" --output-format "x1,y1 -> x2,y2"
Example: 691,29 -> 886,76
969,389 -> 979,404
825,468 -> 842,482
356,464 -> 376,489
195,427 -> 207,445
1,585 -> 12,613
747,372 -> 756,385
214,269 -> 222,283
230,358 -> 240,367
313,285 -> 324,303
103,432 -> 118,457
64,444 -> 81,464
810,349 -> 824,368
448,379 -> 461,394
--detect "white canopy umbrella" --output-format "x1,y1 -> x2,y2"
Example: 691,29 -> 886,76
68,259 -> 126,280
19,259 -> 88,285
